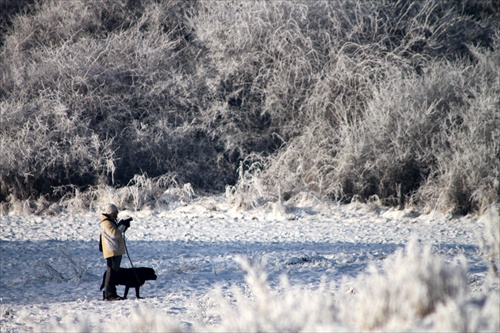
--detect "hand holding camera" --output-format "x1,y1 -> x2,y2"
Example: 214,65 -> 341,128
119,217 -> 133,231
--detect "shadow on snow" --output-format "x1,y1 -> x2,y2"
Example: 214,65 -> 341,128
0,239 -> 486,305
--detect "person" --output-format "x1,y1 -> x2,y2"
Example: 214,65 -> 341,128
99,203 -> 132,301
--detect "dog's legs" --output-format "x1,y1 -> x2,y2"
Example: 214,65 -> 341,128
124,286 -> 129,299
135,287 -> 142,299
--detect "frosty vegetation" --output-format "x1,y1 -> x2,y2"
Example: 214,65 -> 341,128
1,2 -> 499,331
2,204 -> 498,332
0,0 -> 498,215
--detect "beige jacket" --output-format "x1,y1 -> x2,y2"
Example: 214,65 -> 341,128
100,214 -> 126,259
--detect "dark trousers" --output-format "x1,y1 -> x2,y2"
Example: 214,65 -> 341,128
104,255 -> 122,298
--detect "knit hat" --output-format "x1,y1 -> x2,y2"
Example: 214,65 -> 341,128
105,203 -> 118,214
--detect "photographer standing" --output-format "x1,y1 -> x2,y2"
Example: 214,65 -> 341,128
99,204 -> 132,301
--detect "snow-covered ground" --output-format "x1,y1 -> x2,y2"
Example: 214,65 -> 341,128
1,194 -> 499,332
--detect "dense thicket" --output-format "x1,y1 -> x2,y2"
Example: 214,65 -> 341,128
1,0 -> 498,214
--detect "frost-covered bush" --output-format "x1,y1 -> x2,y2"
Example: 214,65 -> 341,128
416,45 -> 500,214
479,206 -> 500,278
55,173 -> 192,212
195,0 -> 499,213
0,0 -> 224,204
1,0 -> 498,213
240,40 -> 499,213
193,257 -> 339,332
338,240 -> 469,330
116,246 -> 497,332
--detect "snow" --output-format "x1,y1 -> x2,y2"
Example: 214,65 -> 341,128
1,195 -> 498,332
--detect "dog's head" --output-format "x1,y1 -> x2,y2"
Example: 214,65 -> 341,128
143,267 -> 157,281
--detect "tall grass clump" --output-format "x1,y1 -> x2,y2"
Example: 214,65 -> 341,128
479,205 -> 500,278
338,239 -> 470,330
192,256 -> 339,332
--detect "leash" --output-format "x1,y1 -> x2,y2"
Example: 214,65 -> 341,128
123,232 -> 142,286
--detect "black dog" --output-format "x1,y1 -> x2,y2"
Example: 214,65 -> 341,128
100,267 -> 157,299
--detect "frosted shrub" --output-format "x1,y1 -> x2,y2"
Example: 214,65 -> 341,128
56,174 -> 189,211
338,240 -> 468,330
431,292 -> 500,332
160,183 -> 195,207
256,46 -> 499,212
478,206 -> 500,278
193,245 -> 497,332
0,0 -> 211,205
1,0 -> 498,214
56,185 -> 99,213
126,175 -> 163,210
211,1 -> 499,212
203,257 -> 338,332
225,159 -> 270,209
417,45 -> 500,214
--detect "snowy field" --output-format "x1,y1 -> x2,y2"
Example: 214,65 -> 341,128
1,195 -> 499,332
